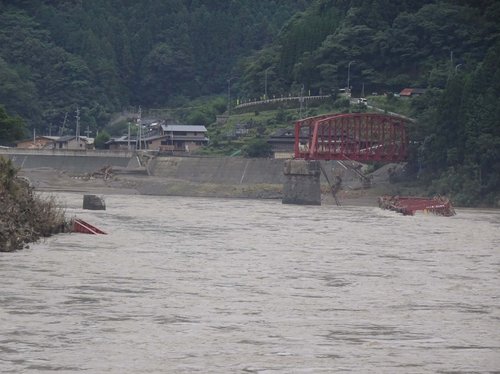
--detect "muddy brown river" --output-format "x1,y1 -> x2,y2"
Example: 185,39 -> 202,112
1,193 -> 499,373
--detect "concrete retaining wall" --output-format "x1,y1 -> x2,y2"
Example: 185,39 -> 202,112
150,156 -> 364,187
0,149 -> 133,158
0,149 -> 366,189
0,151 -> 132,173
151,156 -> 287,185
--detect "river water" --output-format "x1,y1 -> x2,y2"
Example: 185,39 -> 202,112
1,193 -> 499,373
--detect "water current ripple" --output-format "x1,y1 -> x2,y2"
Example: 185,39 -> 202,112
0,194 -> 499,373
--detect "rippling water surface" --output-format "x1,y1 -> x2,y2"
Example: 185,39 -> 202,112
1,193 -> 499,373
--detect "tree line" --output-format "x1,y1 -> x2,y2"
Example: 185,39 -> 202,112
0,0 -> 309,135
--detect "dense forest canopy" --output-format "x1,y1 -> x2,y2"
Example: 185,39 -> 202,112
0,0 -> 497,128
0,0 -> 498,205
0,0 -> 310,132
239,0 -> 500,98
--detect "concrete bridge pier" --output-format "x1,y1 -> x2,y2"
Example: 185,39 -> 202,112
282,159 -> 321,205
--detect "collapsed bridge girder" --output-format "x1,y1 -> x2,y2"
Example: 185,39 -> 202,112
294,113 -> 409,162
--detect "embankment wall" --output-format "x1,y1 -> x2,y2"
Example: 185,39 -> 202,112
0,150 -> 361,188
0,149 -> 134,173
150,156 -> 287,185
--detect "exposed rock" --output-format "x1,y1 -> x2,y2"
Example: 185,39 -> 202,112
83,194 -> 106,210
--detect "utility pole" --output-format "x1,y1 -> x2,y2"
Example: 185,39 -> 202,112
227,76 -> 238,116
127,122 -> 131,150
75,106 -> 80,142
84,126 -> 92,138
264,67 -> 271,100
137,106 -> 142,150
227,78 -> 232,116
447,50 -> 455,82
59,112 -> 68,136
299,84 -> 304,119
347,61 -> 354,97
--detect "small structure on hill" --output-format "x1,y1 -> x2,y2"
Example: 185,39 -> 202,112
159,124 -> 209,152
268,127 -> 309,159
105,136 -> 137,151
16,136 -> 59,150
105,122 -> 209,153
399,88 -> 426,97
16,135 -> 94,150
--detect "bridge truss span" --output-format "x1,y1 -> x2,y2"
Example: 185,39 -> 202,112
294,113 -> 409,162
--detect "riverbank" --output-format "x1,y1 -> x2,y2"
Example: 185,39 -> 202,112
2,150 -> 419,206
0,159 -> 69,252
18,166 -> 402,207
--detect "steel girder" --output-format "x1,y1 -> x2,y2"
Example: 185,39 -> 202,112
294,113 -> 409,162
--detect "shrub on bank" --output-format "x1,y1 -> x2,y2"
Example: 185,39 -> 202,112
0,158 -> 68,252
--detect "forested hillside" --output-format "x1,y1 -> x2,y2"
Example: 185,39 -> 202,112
238,0 -> 499,97
1,0 -> 498,128
0,0 -> 309,132
408,43 -> 500,206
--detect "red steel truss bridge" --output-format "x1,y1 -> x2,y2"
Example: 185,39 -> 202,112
294,113 -> 409,162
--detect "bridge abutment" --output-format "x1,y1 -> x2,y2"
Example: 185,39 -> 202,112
282,159 -> 321,205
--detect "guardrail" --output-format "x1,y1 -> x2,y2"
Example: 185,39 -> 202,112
234,95 -> 331,109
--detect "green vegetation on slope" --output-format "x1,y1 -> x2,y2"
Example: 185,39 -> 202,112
0,105 -> 26,145
0,0 -> 309,134
0,158 -> 68,252
405,42 -> 500,206
238,0 -> 499,98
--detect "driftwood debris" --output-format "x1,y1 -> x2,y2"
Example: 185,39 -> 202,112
92,166 -> 113,181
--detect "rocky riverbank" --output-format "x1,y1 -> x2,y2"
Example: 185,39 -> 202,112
0,158 -> 69,252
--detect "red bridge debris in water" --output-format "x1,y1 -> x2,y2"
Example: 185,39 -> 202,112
294,113 -> 409,162
378,196 -> 456,216
72,218 -> 107,234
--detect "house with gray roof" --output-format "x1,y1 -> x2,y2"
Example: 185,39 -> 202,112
159,124 -> 209,152
105,124 -> 209,153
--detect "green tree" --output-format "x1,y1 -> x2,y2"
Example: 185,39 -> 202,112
410,40 -> 500,206
243,138 -> 273,158
140,43 -> 195,106
0,105 -> 26,144
185,110 -> 213,126
94,129 -> 110,149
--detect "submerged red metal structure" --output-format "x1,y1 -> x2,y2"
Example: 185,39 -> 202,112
378,196 -> 456,216
294,113 -> 409,162
72,218 -> 107,235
